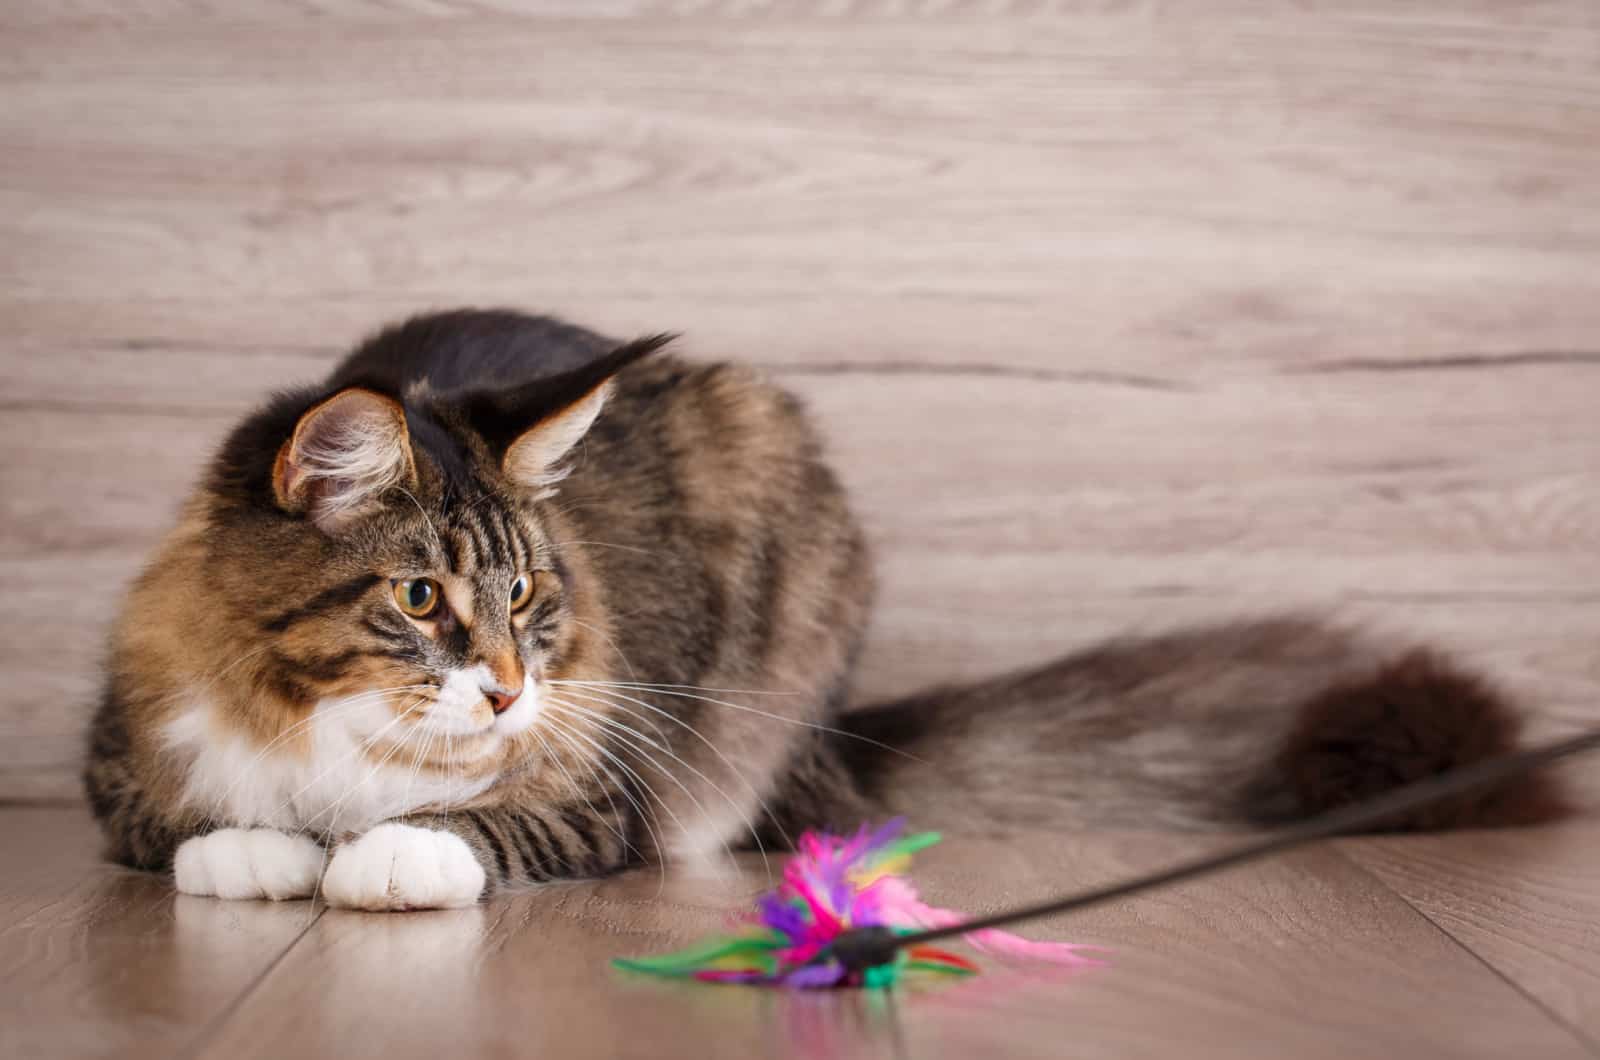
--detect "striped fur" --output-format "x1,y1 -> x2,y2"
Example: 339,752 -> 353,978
84,310 -> 1563,906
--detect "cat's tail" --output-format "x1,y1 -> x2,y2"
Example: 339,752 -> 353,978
764,617 -> 1570,840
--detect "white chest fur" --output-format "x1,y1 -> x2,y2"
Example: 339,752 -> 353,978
163,695 -> 497,835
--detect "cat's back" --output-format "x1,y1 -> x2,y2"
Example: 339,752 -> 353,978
328,309 -> 618,395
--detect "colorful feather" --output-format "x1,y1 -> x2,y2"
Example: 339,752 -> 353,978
613,820 -> 1106,989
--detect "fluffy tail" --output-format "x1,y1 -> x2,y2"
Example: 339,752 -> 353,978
764,618 -> 1569,840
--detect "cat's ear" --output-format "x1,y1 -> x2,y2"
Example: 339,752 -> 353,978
502,380 -> 613,490
465,333 -> 675,492
273,388 -> 417,533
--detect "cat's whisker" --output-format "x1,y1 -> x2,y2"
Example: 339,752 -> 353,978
544,701 -> 754,876
551,678 -> 798,697
439,731 -> 455,828
540,713 -> 711,875
197,686 -> 438,834
194,643 -> 276,692
301,699 -> 424,835
552,679 -> 927,765
400,716 -> 436,820
544,694 -> 666,750
537,721 -> 667,894
558,539 -> 658,557
566,619 -> 638,682
549,696 -> 778,876
299,695 -> 427,841
535,726 -> 647,870
548,688 -> 788,861
275,697 -> 423,835
307,696 -> 435,900
539,713 -> 672,854
528,728 -> 601,839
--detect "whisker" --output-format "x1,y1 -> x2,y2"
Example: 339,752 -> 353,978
538,721 -> 667,894
545,694 -> 667,750
276,698 -> 421,834
558,540 -> 659,557
309,696 -> 434,899
528,726 -> 636,859
552,679 -> 927,764
540,713 -> 713,874
538,714 -> 673,865
544,702 -> 753,875
550,687 -> 789,860
301,695 -> 426,841
566,619 -> 639,683
550,678 -> 798,697
197,686 -> 438,833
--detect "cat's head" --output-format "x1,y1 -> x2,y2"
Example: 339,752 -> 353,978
133,318 -> 671,771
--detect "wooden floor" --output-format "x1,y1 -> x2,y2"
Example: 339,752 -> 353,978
3,2 -> 1600,1058
3,808 -> 1597,1059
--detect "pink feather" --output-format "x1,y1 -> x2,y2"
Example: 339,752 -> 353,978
874,877 -> 1107,966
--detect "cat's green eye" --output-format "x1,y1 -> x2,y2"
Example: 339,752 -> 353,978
393,577 -> 441,619
509,572 -> 538,613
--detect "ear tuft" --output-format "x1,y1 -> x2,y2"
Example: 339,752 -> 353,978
273,388 -> 416,533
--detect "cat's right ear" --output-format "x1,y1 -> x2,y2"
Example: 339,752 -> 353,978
272,388 -> 417,534
462,333 -> 675,492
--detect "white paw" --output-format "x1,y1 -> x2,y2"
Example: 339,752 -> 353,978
174,829 -> 325,901
320,823 -> 486,911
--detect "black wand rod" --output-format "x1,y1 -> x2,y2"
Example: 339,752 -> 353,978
822,728 -> 1600,972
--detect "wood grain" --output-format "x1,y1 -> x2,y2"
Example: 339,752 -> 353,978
0,808 -> 319,1060
1343,823 -> 1600,1049
1,4 -> 1597,806
7,811 -> 1597,1058
189,824 -> 1595,1060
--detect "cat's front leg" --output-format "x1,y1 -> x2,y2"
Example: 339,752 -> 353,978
321,803 -> 632,911
173,828 -> 326,901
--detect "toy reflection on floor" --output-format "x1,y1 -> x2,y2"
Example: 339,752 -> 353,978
613,820 -> 1104,988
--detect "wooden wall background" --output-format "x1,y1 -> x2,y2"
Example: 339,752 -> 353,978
2,2 -> 1597,805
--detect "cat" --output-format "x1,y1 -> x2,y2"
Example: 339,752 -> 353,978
83,309 -> 1564,910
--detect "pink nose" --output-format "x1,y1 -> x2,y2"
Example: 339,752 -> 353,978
484,686 -> 521,715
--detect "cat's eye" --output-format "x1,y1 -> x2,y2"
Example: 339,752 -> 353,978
508,571 -> 538,612
392,577 -> 441,619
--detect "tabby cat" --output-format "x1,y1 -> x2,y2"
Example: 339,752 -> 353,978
84,310 -> 1561,910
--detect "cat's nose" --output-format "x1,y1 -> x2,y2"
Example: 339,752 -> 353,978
483,685 -> 521,715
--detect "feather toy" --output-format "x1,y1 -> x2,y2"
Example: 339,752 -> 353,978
613,820 -> 1105,989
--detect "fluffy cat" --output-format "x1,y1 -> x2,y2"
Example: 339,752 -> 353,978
84,310 -> 1562,910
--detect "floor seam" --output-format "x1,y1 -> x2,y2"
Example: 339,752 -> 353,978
178,902 -> 328,1060
1332,843 -> 1600,1058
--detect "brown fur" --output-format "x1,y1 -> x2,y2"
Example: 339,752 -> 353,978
773,618 -> 1566,841
83,310 -> 1563,897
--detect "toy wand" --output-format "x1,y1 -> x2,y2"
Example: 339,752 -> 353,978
821,727 -> 1600,974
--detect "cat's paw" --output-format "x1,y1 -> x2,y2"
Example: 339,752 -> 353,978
320,822 -> 485,911
174,828 -> 325,901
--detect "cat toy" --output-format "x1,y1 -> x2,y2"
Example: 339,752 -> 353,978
612,819 -> 1103,989
616,728 -> 1600,990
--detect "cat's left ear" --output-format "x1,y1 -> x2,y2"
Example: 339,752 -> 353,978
273,388 -> 417,533
466,333 -> 674,492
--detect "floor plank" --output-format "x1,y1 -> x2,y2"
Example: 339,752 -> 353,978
893,831 -> 1595,1059
0,808 -> 317,1060
6,810 -> 1592,1059
1344,824 -> 1600,1050
195,826 -> 1593,1060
